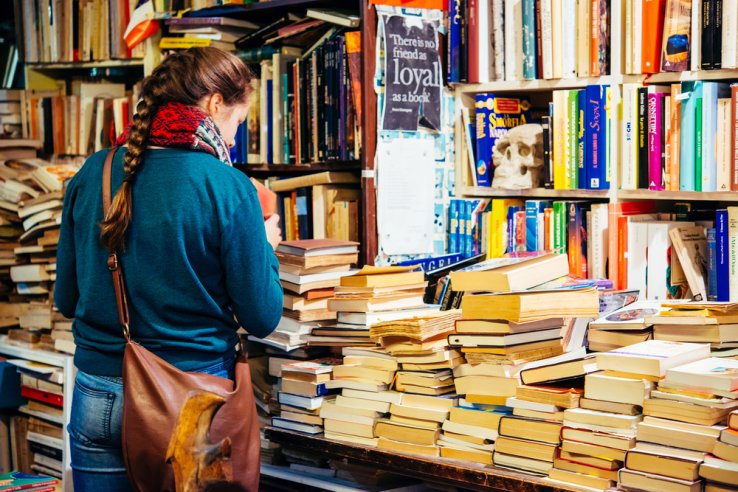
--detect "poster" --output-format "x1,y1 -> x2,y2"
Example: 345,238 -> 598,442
382,15 -> 442,132
370,0 -> 448,9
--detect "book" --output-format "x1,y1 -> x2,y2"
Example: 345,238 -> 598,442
594,340 -> 711,377
449,253 -> 569,292
670,226 -> 709,301
584,372 -> 654,406
665,357 -> 738,392
619,469 -> 701,492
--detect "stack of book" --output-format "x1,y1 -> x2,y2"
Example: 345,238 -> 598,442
575,340 -> 709,491
587,300 -> 659,352
318,348 -> 401,447
649,302 -> 738,356
162,16 -> 259,52
371,309 -> 462,397
437,400 -> 506,465
701,410 -> 738,489
375,394 -> 456,458
271,359 -> 338,436
326,266 -> 427,346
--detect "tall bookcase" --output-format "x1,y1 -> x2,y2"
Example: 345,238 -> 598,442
454,0 -> 738,286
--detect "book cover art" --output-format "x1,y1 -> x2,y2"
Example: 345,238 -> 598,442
475,94 -> 533,187
661,0 -> 692,72
597,0 -> 610,75
514,210 -> 527,252
647,90 -> 667,190
586,84 -> 610,190
567,201 -> 589,277
669,226 -> 709,301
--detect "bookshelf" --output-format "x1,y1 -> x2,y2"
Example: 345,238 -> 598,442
0,336 -> 75,492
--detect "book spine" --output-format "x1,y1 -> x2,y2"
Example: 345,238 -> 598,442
669,84 -> 682,190
729,206 -> 738,302
522,0 -> 538,79
695,90 -> 704,192
691,0 -> 702,71
553,200 -> 566,254
598,0 -> 610,75
647,91 -> 665,190
514,210 -> 527,252
492,0 -> 506,79
621,85 -> 637,189
525,200 -> 539,252
717,209 -> 730,301
505,0 -> 519,80
460,200 -> 469,256
577,90 -> 586,189
718,98 -> 732,191
553,90 -> 567,189
544,207 -> 554,251
449,0 -> 462,83
568,90 -> 579,189
535,0 -> 544,78
475,94 -> 492,186
642,0 -> 666,73
722,1 -> 738,68
542,114 -> 553,188
733,85 -> 738,190
587,84 -> 609,190
460,0 -> 469,82
479,0 -> 492,82
468,0 -> 479,83
507,205 -> 520,253
552,0 -> 563,78
680,83 -> 697,191
567,202 -> 583,276
637,87 -> 649,188
714,0 -> 723,69
625,0 -> 633,73
707,227 -> 718,301
701,0 -> 714,70
577,0 -> 591,77
467,199 -> 476,257
561,0 -> 577,78
539,0 -> 553,79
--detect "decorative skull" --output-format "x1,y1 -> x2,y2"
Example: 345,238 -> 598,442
490,124 -> 544,190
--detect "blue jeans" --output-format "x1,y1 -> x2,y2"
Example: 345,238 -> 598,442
69,357 -> 234,491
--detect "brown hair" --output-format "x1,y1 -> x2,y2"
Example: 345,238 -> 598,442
100,47 -> 255,252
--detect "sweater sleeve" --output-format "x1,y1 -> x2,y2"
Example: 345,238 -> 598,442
54,180 -> 79,318
220,190 -> 282,338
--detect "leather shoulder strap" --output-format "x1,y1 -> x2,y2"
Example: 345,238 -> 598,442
102,147 -> 131,341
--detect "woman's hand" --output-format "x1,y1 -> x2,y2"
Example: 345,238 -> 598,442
264,214 -> 282,251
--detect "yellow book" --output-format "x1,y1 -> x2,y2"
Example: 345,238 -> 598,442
553,90 -> 569,190
377,437 -> 439,457
439,445 -> 492,464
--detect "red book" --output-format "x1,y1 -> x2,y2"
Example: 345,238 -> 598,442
467,0 -> 479,83
20,386 -> 63,408
641,0 -> 667,73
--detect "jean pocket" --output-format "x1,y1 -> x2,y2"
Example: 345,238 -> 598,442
69,377 -> 117,447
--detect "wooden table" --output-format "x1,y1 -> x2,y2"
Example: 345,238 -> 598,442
264,428 -> 587,492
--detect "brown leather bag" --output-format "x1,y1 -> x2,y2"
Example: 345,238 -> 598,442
101,147 -> 261,492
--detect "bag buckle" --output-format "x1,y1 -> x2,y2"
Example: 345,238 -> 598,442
107,254 -> 118,271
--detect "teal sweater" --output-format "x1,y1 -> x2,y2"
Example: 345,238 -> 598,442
55,148 -> 283,376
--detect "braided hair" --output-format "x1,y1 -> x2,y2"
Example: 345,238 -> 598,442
100,47 -> 255,252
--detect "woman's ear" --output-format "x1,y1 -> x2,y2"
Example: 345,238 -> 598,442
205,93 -> 225,116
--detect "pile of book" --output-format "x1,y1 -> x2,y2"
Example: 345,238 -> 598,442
0,157 -> 79,354
319,347 -> 400,446
251,239 -> 358,352
587,300 -> 659,352
324,266 -> 428,349
5,359 -> 65,478
271,359 -> 337,437
0,471 -> 59,491
650,302 -> 738,358
161,16 -> 259,52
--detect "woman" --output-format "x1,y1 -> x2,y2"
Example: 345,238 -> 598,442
55,47 -> 283,491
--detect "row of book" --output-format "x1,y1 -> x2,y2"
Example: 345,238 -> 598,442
621,81 -> 738,192
629,0 -> 738,74
19,0 -> 144,63
448,0 -> 611,84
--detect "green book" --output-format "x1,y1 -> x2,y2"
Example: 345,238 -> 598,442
694,94 -> 703,192
553,201 -> 567,254
568,91 -> 580,189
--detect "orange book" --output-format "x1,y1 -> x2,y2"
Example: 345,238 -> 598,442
544,208 -> 553,251
291,191 -> 299,240
607,202 -> 656,287
590,0 -> 601,76
617,215 -> 628,290
668,84 -> 682,191
250,178 -> 277,218
641,0 -> 667,73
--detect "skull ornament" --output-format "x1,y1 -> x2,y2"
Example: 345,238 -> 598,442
491,124 -> 544,190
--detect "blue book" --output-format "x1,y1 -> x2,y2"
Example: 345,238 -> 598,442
475,95 -> 492,186
585,84 -> 610,189
464,200 -> 474,258
700,83 -> 731,192
707,227 -> 718,301
716,209 -> 730,301
525,200 -> 551,252
506,205 -> 521,254
522,0 -> 538,80
448,200 -> 460,254
680,81 -> 702,191
448,0 -> 462,83
577,90 -> 586,189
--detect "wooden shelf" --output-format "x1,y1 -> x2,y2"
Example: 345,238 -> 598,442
260,464 -> 381,491
26,60 -> 144,70
618,189 -> 738,201
265,428 -> 584,492
235,161 -> 361,175
455,76 -> 614,94
461,186 -> 611,199
0,335 -> 70,367
633,68 -> 738,84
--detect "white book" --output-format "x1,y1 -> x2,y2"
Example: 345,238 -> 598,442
341,388 -> 404,405
561,0 -> 577,78
504,0 -> 523,80
691,0 -> 702,71
625,0 -> 633,73
647,221 -> 693,300
438,434 -> 495,451
717,99 -> 733,191
478,0 -> 493,82
505,397 -> 560,413
492,0 -> 506,80
665,357 -> 738,392
627,221 -> 649,298
621,84 -> 638,189
730,207 -> 738,302
588,203 -> 608,280
540,0 -> 553,78
633,0 -> 642,73
551,0 -> 563,78
259,60 -> 272,165
576,0 -> 590,77
723,2 -> 738,68
442,419 -> 499,441
277,269 -> 356,284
